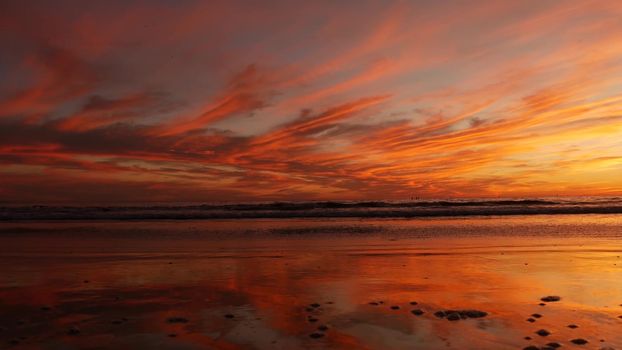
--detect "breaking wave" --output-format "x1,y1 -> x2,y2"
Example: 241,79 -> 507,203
2,197 -> 622,220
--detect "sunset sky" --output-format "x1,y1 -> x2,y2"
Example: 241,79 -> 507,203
1,0 -> 622,203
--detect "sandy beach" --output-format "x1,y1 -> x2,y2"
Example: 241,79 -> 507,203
3,0 -> 622,348
1,215 -> 621,349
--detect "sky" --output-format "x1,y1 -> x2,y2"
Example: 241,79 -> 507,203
1,0 -> 622,203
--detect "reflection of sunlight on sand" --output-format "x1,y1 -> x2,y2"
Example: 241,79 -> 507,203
0,215 -> 621,348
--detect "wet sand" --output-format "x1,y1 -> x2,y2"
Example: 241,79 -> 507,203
0,215 -> 621,349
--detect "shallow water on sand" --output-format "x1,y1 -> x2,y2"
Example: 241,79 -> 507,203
0,215 -> 621,349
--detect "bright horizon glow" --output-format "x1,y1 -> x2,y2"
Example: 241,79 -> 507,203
1,0 -> 622,203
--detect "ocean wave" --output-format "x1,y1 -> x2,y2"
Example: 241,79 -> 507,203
2,198 -> 622,220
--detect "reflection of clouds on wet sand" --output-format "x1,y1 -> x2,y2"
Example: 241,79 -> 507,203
0,216 -> 622,348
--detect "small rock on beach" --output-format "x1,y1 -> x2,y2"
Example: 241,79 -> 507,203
434,309 -> 487,320
167,317 -> 189,323
535,329 -> 550,337
540,296 -> 561,302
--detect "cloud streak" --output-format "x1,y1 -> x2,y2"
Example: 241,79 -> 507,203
1,0 -> 622,203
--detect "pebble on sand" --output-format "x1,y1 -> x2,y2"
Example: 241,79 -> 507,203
309,332 -> 324,339
546,342 -> 561,348
527,318 -> 536,323
446,313 -> 461,321
167,317 -> 189,323
524,336 -> 531,340
570,338 -> 588,345
411,309 -> 424,316
531,313 -> 542,318
410,301 -> 418,305
368,302 -> 379,306
67,326 -> 81,335
535,329 -> 550,337
540,296 -> 561,302
390,306 -> 400,310
523,346 -> 539,350
567,324 -> 578,329
434,310 -> 488,320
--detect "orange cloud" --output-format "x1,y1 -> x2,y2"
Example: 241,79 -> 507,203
2,1 -> 622,202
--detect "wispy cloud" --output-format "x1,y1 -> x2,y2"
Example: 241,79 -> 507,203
1,0 -> 622,202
